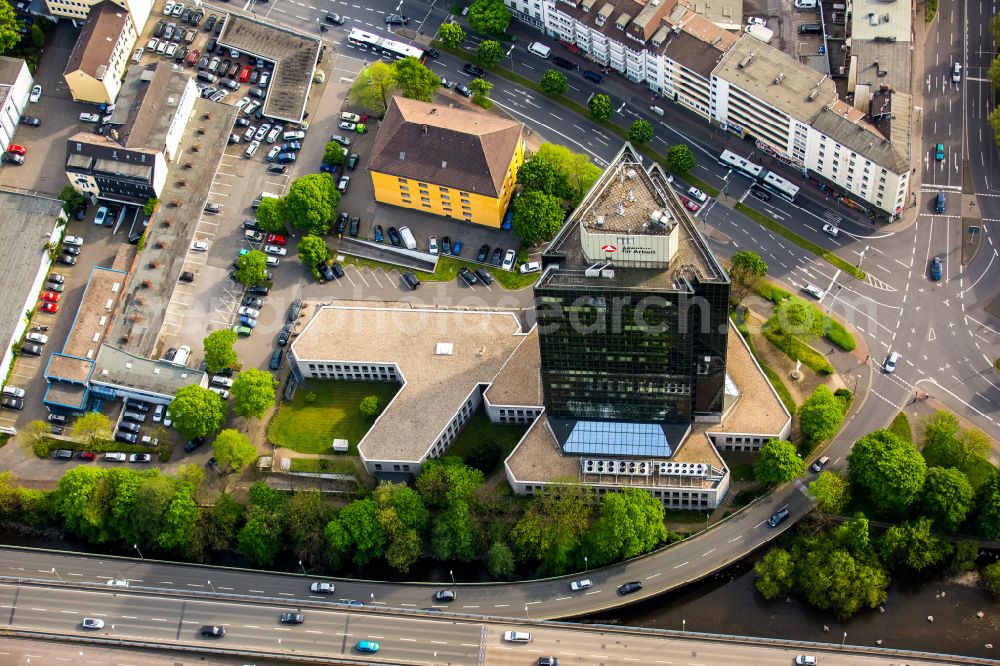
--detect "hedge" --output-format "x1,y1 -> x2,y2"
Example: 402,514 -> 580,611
754,282 -> 792,304
763,327 -> 834,375
823,318 -> 856,352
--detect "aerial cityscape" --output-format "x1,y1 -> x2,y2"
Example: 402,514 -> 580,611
0,0 -> 996,662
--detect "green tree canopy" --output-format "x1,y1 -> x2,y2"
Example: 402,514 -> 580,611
728,250 -> 768,303
297,235 -> 330,269
393,56 -> 441,102
430,499 -> 477,561
832,517 -> 871,555
533,143 -> 601,206
202,329 -> 238,375
511,189 -> 564,246
984,561 -> 1000,600
238,482 -> 287,566
467,0 -> 511,36
416,458 -> 484,509
848,429 -> 927,514
255,196 -> 286,233
798,385 -> 846,444
539,69 -> 567,96
973,469 -> 1000,539
808,470 -> 850,514
586,488 -> 667,566
348,61 -> 395,116
921,410 -> 989,470
878,517 -> 952,570
359,395 -> 382,419
754,547 -> 795,599
235,249 -> 268,286
517,152 -> 562,196
792,536 -> 889,620
59,186 -> 85,216
588,93 -> 613,122
169,385 -> 227,440
628,119 -> 654,145
333,498 -> 387,565
71,411 -> 111,444
286,490 -> 331,569
438,22 -> 466,48
773,299 -> 823,340
0,2 -> 20,54
477,39 -> 504,67
666,144 -> 697,175
322,142 -> 346,166
212,429 -> 257,472
921,466 -> 974,532
285,174 -> 339,235
510,484 -> 594,575
469,77 -> 493,101
754,439 -> 806,486
231,368 -> 277,419
485,541 -> 515,579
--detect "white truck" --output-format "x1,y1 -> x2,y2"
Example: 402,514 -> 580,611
398,226 -> 417,250
745,24 -> 774,43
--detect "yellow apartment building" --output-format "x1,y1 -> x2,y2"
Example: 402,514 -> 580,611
368,97 -> 525,228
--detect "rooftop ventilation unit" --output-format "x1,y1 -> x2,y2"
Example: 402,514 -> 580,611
595,215 -> 605,227
808,89 -> 820,101
773,73 -> 785,84
617,203 -> 626,216
585,262 -> 612,277
582,459 -> 652,476
435,342 -> 454,356
658,462 -> 708,477
626,168 -> 637,179
738,53 -> 754,69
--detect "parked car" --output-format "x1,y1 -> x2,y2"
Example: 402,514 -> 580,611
129,453 -> 152,463
458,267 -> 478,286
455,83 -> 472,97
387,227 -> 402,246
21,343 -> 42,357
269,348 -> 283,370
474,268 -> 493,284
811,456 -> 830,473
929,256 -> 943,281
502,249 -> 516,271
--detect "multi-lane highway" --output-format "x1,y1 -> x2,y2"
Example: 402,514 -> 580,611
0,580 -> 986,665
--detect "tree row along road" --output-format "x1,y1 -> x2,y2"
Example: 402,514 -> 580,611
0,581 -> 978,665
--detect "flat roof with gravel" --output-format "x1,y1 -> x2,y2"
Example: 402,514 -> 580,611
291,306 -> 529,463
218,12 -> 320,123
483,328 -> 541,408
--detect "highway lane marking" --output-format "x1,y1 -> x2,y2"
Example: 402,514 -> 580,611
462,605 -> 479,608
729,536 -> 742,542
151,618 -> 167,622
250,589 -> 265,593
703,548 -> 717,556
673,562 -> 689,569
494,604 -> 509,607
645,573 -> 661,580
67,573 -> 83,577
399,637 -> 416,642
275,627 -> 292,631
187,584 -> 204,588
30,608 -> 46,612
555,596 -> 571,601
218,586 -> 233,591
368,635 -> 384,639
585,590 -> 600,595
278,592 -> 294,596
525,600 -> 541,604
244,625 -> 260,628
306,630 -> 323,634
400,603 -> 416,607
336,632 -> 352,636
122,616 -> 138,620
59,610 -> 76,614
430,640 -> 447,644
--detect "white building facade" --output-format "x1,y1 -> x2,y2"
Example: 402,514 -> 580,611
0,58 -> 35,154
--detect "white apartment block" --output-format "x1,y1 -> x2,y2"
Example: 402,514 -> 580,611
46,0 -> 151,32
504,0 -> 912,215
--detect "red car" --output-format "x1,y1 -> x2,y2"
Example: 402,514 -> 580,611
80,451 -> 96,461
186,48 -> 200,66
39,301 -> 59,314
267,234 -> 287,246
7,144 -> 26,156
239,65 -> 252,83
40,291 -> 60,302
681,196 -> 700,212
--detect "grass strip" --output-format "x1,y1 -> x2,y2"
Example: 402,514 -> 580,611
288,457 -> 361,475
339,254 -> 539,290
889,412 -> 912,443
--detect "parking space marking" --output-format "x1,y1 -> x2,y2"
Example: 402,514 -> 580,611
350,266 -> 368,287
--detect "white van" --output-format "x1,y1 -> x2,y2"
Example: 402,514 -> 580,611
283,130 -> 305,141
527,42 -> 551,59
398,225 -> 417,250
503,631 -> 531,643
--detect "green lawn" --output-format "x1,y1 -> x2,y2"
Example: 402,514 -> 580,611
288,457 -> 360,474
339,254 -> 539,290
268,380 -> 400,454
446,411 -> 529,475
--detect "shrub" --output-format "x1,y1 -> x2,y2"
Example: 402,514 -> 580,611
359,395 -> 382,419
824,318 -> 857,351
754,281 -> 792,304
305,392 -> 318,404
763,327 -> 834,374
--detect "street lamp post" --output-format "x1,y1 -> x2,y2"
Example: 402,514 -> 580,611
682,618 -> 686,632
371,592 -> 375,604
524,604 -> 529,619
51,567 -> 64,583
841,631 -> 847,647
449,569 -> 455,585
299,560 -> 307,576
584,556 -> 588,572
133,544 -> 143,560
207,579 -> 216,594
505,44 -> 515,74
111,624 -> 123,644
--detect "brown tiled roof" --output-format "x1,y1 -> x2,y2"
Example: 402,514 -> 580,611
660,30 -> 727,78
64,1 -> 131,78
367,97 -> 523,198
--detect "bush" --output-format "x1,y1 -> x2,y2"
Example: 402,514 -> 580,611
359,395 -> 382,419
824,318 -> 857,351
983,561 -> 1000,599
305,392 -> 318,404
834,388 -> 853,408
464,438 -> 502,474
732,486 -> 766,508
755,282 -> 792,304
763,327 -> 834,374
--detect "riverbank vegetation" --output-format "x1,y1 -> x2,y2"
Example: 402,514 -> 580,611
754,411 -> 1000,616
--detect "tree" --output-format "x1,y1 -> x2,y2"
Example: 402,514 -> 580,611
157,483 -> 199,552
534,143 -> 601,206
974,470 -> 1000,538
754,439 -> 806,486
286,490 -> 331,569
238,482 -> 287,567
416,458 -> 484,509
169,385 -> 227,440
71,411 -> 111,444
485,541 -> 515,579
793,536 -> 889,619
588,93 -> 613,122
848,429 -> 927,514
510,484 -> 594,575
0,2 -> 21,54
666,144 -> 696,175
773,299 -> 823,341
193,493 -> 243,558
728,250 -> 768,303
202,329 -> 238,375
878,517 -> 952,571
235,249 -> 268,286
539,69 -> 567,96
29,23 -> 44,50
22,419 -> 51,445
467,0 -> 510,36
297,235 -> 329,270
322,142 -> 346,167
255,196 -> 287,233
285,174 -> 339,235
989,55 -> 1000,89
212,429 -> 257,472
393,56 -> 441,102
477,39 -> 503,68
832,517 -> 871,555
983,561 -> 1000,600
628,119 -> 653,145
59,186 -> 85,216
231,368 -> 277,419
586,488 -> 667,566
359,395 -> 382,420
143,197 -> 159,217
989,107 -> 1000,148
798,385 -> 845,445
430,499 -> 477,561
517,153 -> 563,196
921,467 -> 974,532
469,77 -> 493,106
808,471 -> 850,514
374,482 -> 429,532
348,61 -> 395,116
754,548 -> 795,599
335,499 -> 387,565
511,189 -> 564,246
438,22 -> 466,49
921,410 -> 988,469
465,438 -> 502,474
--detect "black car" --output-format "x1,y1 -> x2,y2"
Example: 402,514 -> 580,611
288,299 -> 302,321
175,45 -> 188,62
441,236 -> 452,255
277,325 -> 291,347
242,218 -> 261,231
331,262 -> 345,279
455,83 -> 472,98
462,63 -> 486,78
248,284 -> 270,296
458,267 -> 478,286
74,204 -> 87,221
179,271 -> 195,283
325,13 -> 345,24
618,581 -> 643,595
200,625 -> 225,638
280,612 -> 304,624
349,216 -> 360,237
204,15 -> 216,32
401,270 -> 420,290
180,7 -> 192,23
552,56 -> 575,70
767,507 -> 790,527
48,273 -> 65,284
317,261 -> 335,281
384,13 -> 409,24
476,244 -> 490,263
128,400 -> 150,413
21,343 -> 42,357
63,245 -> 81,256
269,348 -> 283,371
58,254 -> 77,266
387,226 -> 402,247
20,115 -> 40,127
750,187 -> 771,201
335,212 -> 348,234
426,47 -> 439,59
154,19 -> 166,37
1,396 -> 24,410
475,268 -> 493,284
184,437 -> 206,453
267,164 -> 286,174
490,247 -> 503,266
243,296 -> 263,308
